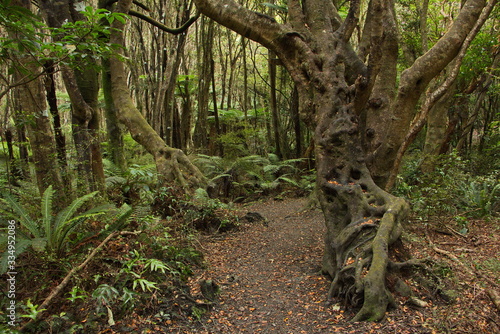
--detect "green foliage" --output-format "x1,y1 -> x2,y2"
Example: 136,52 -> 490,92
0,2 -> 127,70
20,299 -> 46,320
175,74 -> 198,97
92,283 -> 120,307
0,186 -> 109,271
395,151 -> 499,219
67,286 -> 88,303
457,176 -> 500,217
104,159 -> 157,205
194,153 -> 314,201
460,32 -> 497,83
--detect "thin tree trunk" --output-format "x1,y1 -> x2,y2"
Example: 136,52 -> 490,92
269,50 -> 282,159
291,85 -> 302,158
420,83 -> 455,173
110,0 -> 206,189
193,17 -> 214,151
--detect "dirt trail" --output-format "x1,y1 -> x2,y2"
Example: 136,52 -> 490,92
192,197 -> 340,333
176,198 -> 500,334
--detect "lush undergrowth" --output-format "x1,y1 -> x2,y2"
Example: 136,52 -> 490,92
0,151 -> 313,333
0,148 -> 498,333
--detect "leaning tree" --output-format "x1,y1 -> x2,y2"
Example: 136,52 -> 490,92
185,0 -> 494,321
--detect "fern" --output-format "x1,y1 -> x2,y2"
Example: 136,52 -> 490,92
1,192 -> 40,238
0,187 -> 110,268
41,186 -> 54,246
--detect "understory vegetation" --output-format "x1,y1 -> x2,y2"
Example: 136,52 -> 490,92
1,131 -> 499,332
0,133 -> 317,332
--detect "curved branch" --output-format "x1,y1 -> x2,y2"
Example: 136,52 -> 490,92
336,0 -> 360,42
385,0 -> 497,191
129,9 -> 200,34
193,0 -> 287,49
398,0 -> 487,96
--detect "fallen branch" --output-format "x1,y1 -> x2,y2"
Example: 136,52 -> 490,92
20,230 -> 142,330
425,229 -> 475,277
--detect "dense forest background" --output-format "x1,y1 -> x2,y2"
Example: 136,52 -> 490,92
0,0 -> 499,332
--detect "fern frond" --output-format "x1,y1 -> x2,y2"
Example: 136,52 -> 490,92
54,191 -> 99,232
103,158 -> 126,177
41,186 -> 54,242
277,176 -> 300,187
106,203 -> 133,232
53,210 -> 105,256
0,237 -> 32,274
106,176 -> 127,186
1,193 -> 40,238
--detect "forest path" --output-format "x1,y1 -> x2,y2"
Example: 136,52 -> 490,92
189,198 -> 346,333
176,197 -> 499,334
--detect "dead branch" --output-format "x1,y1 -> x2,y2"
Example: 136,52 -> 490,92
20,231 -> 142,331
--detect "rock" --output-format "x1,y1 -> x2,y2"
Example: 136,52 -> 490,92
440,289 -> 458,303
199,279 -> 219,301
243,212 -> 268,226
394,278 -> 412,297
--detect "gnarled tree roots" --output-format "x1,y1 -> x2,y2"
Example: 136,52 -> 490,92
319,168 -> 410,321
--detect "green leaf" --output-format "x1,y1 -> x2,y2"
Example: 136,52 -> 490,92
31,237 -> 47,252
54,191 -> 99,233
41,185 -> 54,242
261,2 -> 288,13
133,278 -> 158,292
0,237 -> 32,274
1,192 -> 39,238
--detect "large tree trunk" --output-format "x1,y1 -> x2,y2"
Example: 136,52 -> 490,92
9,0 -> 67,202
13,62 -> 67,200
111,0 -> 207,189
193,0 -> 491,322
369,0 -> 488,188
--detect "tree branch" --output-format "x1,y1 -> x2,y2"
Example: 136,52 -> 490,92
193,0 -> 286,49
129,9 -> 200,35
336,0 -> 360,42
385,0 -> 497,191
20,231 -> 141,330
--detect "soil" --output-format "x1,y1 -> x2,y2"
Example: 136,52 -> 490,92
169,197 -> 500,334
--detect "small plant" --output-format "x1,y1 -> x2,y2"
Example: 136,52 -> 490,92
458,176 -> 500,217
20,299 -> 46,320
454,216 -> 469,235
67,286 -> 88,303
0,186 -> 110,271
119,250 -> 172,292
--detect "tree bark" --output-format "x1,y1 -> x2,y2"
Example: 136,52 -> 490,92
40,0 -> 106,193
193,16 -> 214,152
9,0 -> 67,202
420,84 -> 455,173
268,50 -> 282,159
370,0 -> 488,188
13,63 -> 67,199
